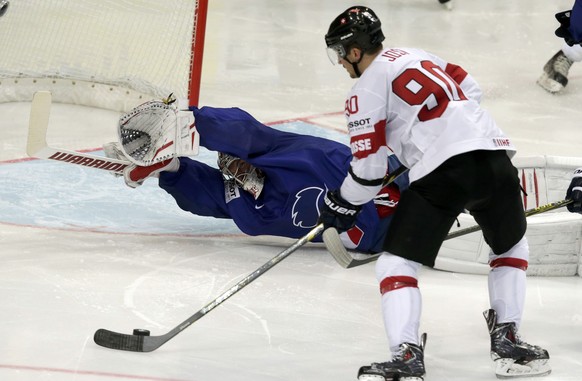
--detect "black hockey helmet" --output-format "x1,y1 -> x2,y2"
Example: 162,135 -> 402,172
325,6 -> 385,64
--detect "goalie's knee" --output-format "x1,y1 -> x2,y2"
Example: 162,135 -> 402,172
375,253 -> 421,295
489,236 -> 529,271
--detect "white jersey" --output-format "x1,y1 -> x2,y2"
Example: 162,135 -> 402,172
340,47 -> 516,205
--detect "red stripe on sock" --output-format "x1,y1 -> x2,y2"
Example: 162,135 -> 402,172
490,257 -> 528,271
379,276 -> 418,294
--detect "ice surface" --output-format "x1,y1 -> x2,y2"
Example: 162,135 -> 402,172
1,1 -> 581,380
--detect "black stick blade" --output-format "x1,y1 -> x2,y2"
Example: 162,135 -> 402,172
94,329 -> 145,352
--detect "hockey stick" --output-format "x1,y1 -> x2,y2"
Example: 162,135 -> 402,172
27,91 -> 131,174
94,223 -> 325,352
324,198 -> 574,269
445,198 -> 574,239
322,165 -> 409,268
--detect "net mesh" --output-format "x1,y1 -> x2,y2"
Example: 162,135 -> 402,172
0,0 -> 202,110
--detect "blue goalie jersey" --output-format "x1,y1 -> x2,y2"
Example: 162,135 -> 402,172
159,106 -> 408,253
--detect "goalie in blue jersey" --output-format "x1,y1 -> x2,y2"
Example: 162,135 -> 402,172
108,100 -> 408,254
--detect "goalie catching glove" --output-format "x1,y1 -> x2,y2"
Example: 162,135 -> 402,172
319,190 -> 362,233
117,95 -> 198,166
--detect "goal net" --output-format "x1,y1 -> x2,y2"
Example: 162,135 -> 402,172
0,0 -> 207,111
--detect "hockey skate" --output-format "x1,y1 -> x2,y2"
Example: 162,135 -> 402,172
484,309 -> 551,379
358,333 -> 426,381
536,50 -> 574,93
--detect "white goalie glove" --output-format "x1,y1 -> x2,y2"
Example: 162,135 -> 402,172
117,95 -> 199,166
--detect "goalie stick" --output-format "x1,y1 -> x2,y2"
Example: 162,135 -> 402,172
94,223 -> 325,352
26,91 -> 199,173
324,198 -> 574,269
27,91 -> 131,174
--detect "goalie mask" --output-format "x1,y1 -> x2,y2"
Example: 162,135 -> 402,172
218,152 -> 265,200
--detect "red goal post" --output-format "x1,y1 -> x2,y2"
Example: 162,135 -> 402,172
0,0 -> 208,111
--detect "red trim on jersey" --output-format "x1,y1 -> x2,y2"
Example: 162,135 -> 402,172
375,183 -> 400,218
379,276 -> 418,294
445,63 -> 468,84
490,257 -> 528,271
346,226 -> 364,247
350,119 -> 387,159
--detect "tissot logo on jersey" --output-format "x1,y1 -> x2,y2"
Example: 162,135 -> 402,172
348,114 -> 375,135
348,117 -> 371,129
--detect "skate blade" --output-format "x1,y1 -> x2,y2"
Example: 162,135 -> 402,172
494,358 -> 551,379
536,73 -> 564,93
358,375 -> 387,381
358,376 -> 423,381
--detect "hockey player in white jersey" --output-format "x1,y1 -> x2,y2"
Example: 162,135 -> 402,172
537,1 -> 582,93
319,6 -> 551,381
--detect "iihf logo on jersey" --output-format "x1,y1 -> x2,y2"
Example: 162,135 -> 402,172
291,187 -> 325,228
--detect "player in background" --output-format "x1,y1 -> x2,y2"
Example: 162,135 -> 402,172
566,168 -> 582,213
320,6 -> 550,381
537,1 -> 582,93
106,102 -> 407,254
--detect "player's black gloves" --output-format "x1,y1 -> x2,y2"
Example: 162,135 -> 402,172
319,190 -> 362,232
555,10 -> 581,46
566,168 -> 582,213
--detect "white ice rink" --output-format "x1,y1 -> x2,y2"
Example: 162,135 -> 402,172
1,1 -> 582,380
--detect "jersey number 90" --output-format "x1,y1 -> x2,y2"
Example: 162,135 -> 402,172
392,60 -> 467,122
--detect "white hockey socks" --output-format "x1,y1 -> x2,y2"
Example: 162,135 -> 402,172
375,253 -> 422,353
487,237 -> 528,327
